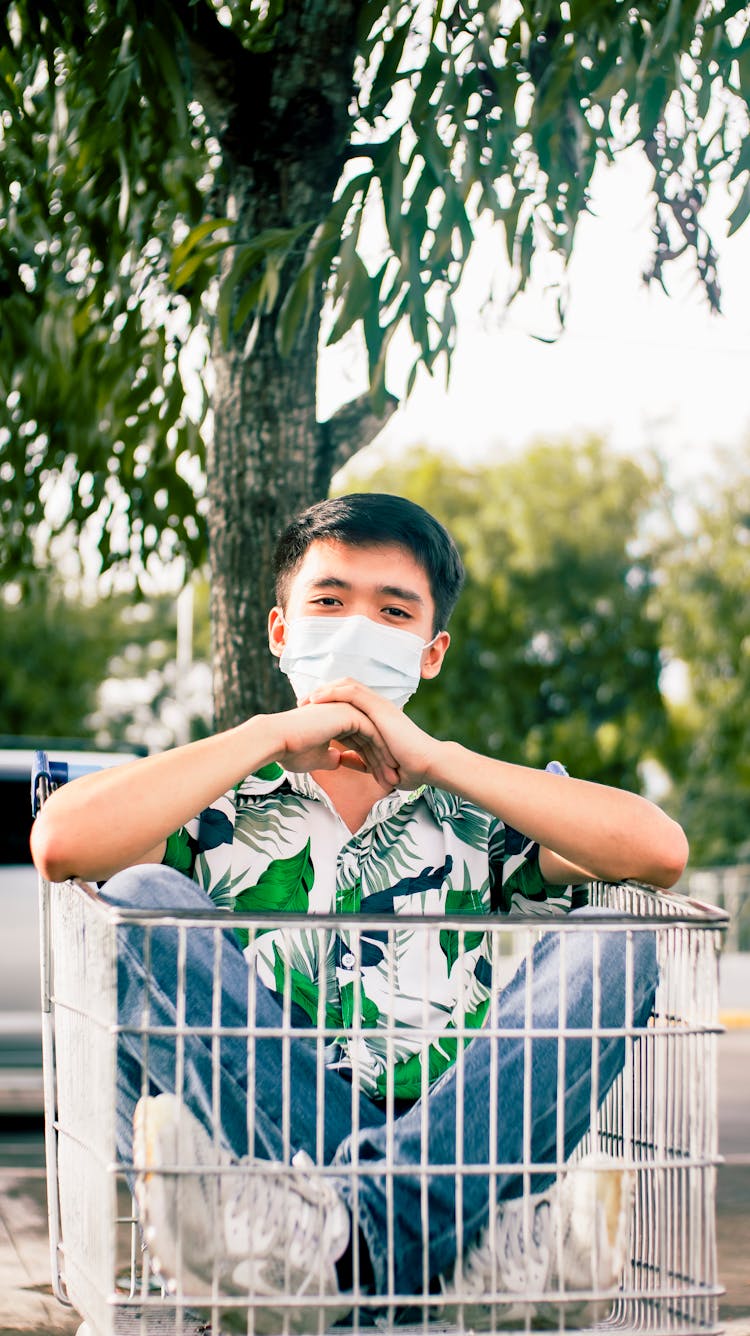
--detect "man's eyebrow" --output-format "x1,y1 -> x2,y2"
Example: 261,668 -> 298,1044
306,576 -> 424,604
378,584 -> 424,605
306,577 -> 351,592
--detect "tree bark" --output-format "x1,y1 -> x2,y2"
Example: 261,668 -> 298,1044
184,1 -> 395,728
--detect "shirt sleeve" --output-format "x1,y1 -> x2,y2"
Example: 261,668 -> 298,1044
161,794 -> 237,895
487,819 -> 588,915
162,821 -> 200,877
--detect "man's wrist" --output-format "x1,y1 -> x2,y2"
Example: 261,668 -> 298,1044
233,712 -> 288,771
423,738 -> 468,792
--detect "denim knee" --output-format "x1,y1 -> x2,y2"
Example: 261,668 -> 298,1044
591,925 -> 659,1028
101,862 -> 208,912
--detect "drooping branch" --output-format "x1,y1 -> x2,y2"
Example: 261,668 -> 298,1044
315,390 -> 399,495
643,132 -> 722,312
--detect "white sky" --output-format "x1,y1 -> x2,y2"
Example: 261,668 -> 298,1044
324,148 -> 750,493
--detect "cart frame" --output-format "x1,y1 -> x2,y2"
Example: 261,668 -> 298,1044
35,859 -> 728,1336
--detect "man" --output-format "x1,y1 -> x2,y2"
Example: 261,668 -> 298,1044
31,493 -> 687,1331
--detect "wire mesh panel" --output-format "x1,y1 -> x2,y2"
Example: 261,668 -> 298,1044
44,877 -> 726,1336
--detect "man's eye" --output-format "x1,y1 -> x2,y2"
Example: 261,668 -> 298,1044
312,597 -> 341,608
383,606 -> 410,619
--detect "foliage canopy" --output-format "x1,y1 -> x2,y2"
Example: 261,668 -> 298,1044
339,438 -> 671,792
2,0 -> 749,586
659,460 -> 750,864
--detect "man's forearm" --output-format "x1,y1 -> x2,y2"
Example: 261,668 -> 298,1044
427,742 -> 688,889
30,715 -> 282,884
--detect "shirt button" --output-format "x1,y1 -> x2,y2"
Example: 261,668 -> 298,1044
341,952 -> 356,969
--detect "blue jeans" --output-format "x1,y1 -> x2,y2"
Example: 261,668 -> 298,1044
104,865 -> 658,1296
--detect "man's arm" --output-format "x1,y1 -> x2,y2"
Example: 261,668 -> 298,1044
305,679 -> 689,890
442,749 -> 687,887
536,849 -> 596,887
30,700 -> 401,883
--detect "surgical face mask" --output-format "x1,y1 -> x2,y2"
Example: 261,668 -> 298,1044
278,614 -> 439,708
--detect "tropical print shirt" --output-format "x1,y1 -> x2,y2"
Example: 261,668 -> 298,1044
163,763 -> 586,1102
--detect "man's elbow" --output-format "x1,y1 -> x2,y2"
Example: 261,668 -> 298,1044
649,820 -> 689,889
30,819 -> 75,884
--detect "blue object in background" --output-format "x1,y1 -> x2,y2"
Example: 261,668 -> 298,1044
545,760 -> 569,777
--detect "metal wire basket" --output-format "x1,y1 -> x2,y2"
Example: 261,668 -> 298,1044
37,869 -> 727,1336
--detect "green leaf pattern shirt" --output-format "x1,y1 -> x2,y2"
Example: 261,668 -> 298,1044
163,763 -> 584,1102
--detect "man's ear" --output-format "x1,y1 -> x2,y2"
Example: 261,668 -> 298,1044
268,606 -> 286,658
420,629 -> 450,680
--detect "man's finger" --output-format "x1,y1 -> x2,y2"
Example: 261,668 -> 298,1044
337,749 -> 369,773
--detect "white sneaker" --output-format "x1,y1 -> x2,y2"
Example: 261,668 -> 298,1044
133,1094 -> 352,1333
555,1152 -> 634,1292
441,1153 -> 634,1327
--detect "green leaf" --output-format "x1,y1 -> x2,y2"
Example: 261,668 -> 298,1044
730,138 -> 750,182
411,44 -> 445,123
652,0 -> 684,59
336,878 -> 362,914
367,290 -> 408,414
250,762 -> 285,781
170,217 -> 233,276
231,274 -> 264,335
340,980 -> 381,1029
163,827 -> 195,878
232,840 -> 314,947
369,19 -> 411,112
215,223 -> 310,344
276,262 -> 319,356
728,177 -> 750,236
375,1037 -> 455,1101
142,19 -> 188,138
271,945 -> 341,1025
332,203 -> 365,304
171,239 -> 232,290
328,253 -> 373,345
439,887 -> 486,970
379,143 -> 405,254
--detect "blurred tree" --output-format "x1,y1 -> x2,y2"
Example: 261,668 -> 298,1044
2,1 -> 748,724
0,579 -> 126,740
659,460 -> 750,865
338,439 -> 670,791
0,575 -> 213,747
91,578 -> 215,750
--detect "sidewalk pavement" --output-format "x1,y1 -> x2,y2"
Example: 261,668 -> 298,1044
720,952 -> 750,1029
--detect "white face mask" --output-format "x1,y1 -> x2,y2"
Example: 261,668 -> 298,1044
278,614 -> 439,708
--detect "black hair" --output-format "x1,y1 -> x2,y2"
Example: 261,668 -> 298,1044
273,493 -> 465,632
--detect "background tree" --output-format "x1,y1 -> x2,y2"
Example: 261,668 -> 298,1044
2,1 -> 748,726
0,577 -> 134,741
659,453 -> 750,865
338,438 -> 671,791
0,574 -> 212,748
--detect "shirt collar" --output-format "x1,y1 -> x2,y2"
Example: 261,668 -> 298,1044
233,766 -> 453,830
286,770 -> 426,831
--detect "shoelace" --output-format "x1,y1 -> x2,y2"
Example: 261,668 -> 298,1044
223,1150 -> 344,1283
448,1197 -> 553,1299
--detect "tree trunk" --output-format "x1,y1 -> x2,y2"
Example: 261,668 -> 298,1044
208,298 -> 323,726
186,1 -> 393,729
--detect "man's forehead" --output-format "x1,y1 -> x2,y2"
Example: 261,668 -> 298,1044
291,539 -> 432,600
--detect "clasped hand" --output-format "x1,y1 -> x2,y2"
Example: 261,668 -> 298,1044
272,678 -> 441,791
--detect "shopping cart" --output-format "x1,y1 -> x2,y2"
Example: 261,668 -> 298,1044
32,756 -> 728,1336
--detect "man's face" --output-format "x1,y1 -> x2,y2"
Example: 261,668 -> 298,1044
268,539 -> 449,680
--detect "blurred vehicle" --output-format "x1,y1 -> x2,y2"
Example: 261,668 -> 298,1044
0,741 -> 145,1114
